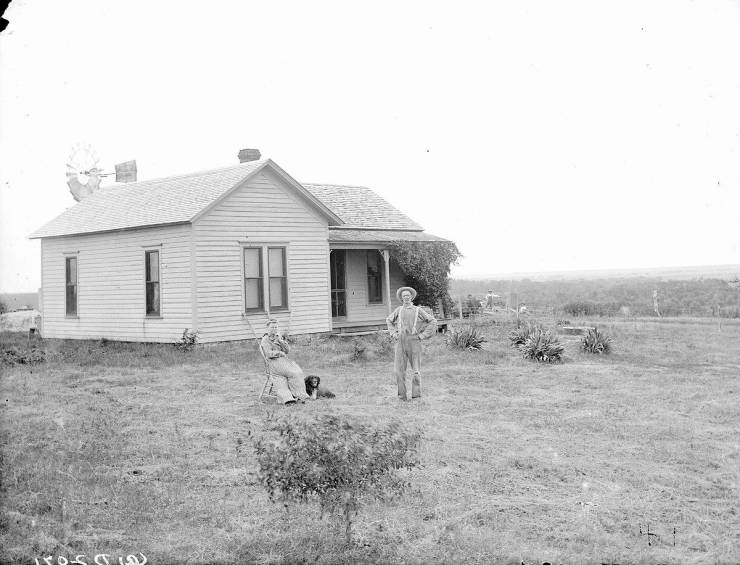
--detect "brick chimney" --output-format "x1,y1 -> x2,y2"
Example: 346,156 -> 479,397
238,148 -> 261,163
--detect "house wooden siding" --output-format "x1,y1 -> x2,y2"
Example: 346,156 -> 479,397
39,224 -> 192,342
342,250 -> 406,323
193,169 -> 332,343
31,158 -> 451,343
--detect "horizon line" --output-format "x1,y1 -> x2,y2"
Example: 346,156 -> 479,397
453,262 -> 740,280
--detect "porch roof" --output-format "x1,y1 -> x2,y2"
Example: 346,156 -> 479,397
328,228 -> 450,244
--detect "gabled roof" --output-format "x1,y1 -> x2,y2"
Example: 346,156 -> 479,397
29,161 -> 441,241
29,160 -> 342,239
302,184 -> 424,231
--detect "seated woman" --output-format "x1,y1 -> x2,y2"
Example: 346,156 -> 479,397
259,319 -> 310,405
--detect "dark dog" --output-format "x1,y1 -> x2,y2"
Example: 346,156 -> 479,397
304,375 -> 336,399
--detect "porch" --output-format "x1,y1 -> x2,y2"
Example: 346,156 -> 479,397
332,318 -> 389,336
326,228 -> 453,335
328,238 -> 451,336
328,244 -> 405,334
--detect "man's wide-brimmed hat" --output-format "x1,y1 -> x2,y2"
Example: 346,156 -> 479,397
396,286 -> 417,301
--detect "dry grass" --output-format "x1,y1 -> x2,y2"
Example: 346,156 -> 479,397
1,315 -> 739,564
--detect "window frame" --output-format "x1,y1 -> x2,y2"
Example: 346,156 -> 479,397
365,250 -> 384,305
330,249 -> 347,319
241,243 -> 290,315
65,255 -> 78,317
144,249 -> 161,317
243,246 -> 264,313
267,246 -> 288,312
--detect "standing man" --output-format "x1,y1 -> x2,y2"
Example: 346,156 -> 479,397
485,290 -> 495,311
386,287 -> 437,401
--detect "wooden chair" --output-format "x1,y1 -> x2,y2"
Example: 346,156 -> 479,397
258,343 -> 278,403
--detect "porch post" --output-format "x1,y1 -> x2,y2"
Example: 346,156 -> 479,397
382,249 -> 392,314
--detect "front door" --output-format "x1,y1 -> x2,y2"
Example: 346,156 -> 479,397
330,250 -> 347,318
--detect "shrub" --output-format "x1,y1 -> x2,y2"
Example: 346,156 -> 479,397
389,241 -> 462,309
375,332 -> 395,356
350,339 -> 367,361
250,413 -> 421,545
581,327 -> 612,354
520,327 -> 564,363
446,325 -> 486,351
174,329 -> 198,351
562,301 -> 599,317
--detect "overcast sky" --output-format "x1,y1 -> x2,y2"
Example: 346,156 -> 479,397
1,0 -> 739,292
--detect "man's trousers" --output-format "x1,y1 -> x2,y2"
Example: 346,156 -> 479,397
394,333 -> 422,399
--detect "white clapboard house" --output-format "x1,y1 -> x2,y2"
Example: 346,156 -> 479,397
29,150 -> 451,343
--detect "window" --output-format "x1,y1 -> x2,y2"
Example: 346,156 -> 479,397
243,245 -> 289,313
366,250 -> 383,304
330,250 -> 346,318
65,257 -> 77,316
145,250 -> 160,316
268,247 -> 288,310
244,247 -> 263,311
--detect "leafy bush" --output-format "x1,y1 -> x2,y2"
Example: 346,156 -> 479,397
1,346 -> 46,366
174,329 -> 198,351
251,413 -> 421,544
0,300 -> 7,314
446,325 -> 486,350
581,327 -> 612,354
519,327 -> 564,363
389,241 -> 462,309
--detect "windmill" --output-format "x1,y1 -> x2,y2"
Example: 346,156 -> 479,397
66,143 -> 137,202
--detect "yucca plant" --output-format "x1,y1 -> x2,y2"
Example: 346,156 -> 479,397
509,323 -> 536,347
581,327 -> 612,354
446,325 -> 487,351
520,326 -> 564,363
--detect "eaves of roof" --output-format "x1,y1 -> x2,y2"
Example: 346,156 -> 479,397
328,229 -> 450,244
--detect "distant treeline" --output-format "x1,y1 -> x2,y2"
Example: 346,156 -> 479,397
450,277 -> 740,318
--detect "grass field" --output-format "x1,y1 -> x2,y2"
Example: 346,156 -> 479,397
1,315 -> 739,564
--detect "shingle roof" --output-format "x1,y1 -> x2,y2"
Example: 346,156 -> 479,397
29,163 -> 431,239
29,161 -> 271,238
328,229 -> 449,244
302,184 -> 424,231
29,160 -> 342,238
